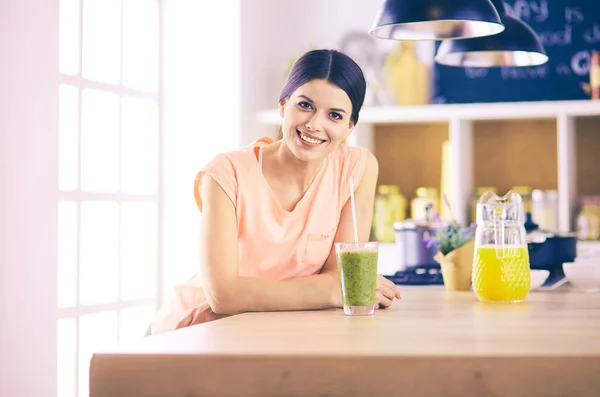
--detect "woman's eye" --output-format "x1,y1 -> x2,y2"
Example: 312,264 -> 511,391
298,101 -> 312,109
330,112 -> 342,120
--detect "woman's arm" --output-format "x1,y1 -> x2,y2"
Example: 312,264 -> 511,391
199,151 -> 389,315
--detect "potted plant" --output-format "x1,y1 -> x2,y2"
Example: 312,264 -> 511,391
424,197 -> 476,291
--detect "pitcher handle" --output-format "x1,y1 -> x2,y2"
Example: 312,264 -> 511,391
493,207 -> 506,259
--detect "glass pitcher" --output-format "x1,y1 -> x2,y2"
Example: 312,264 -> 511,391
472,190 -> 531,303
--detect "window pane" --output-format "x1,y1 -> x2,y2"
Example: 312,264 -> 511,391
119,305 -> 155,345
122,0 -> 159,91
120,203 -> 157,300
121,97 -> 158,194
58,201 -> 78,308
79,202 -> 119,305
79,311 -> 118,397
80,89 -> 120,192
57,318 -> 77,397
59,84 -> 79,191
59,0 -> 80,75
82,0 -> 121,84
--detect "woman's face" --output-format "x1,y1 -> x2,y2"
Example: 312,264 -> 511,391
279,79 -> 354,162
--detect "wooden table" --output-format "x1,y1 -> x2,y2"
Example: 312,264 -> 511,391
90,288 -> 600,397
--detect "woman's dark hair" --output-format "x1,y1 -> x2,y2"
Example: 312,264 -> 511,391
279,49 -> 367,126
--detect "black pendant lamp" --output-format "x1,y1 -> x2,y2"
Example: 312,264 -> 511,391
369,0 -> 505,41
434,0 -> 548,67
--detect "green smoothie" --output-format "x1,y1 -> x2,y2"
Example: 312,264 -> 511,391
339,250 -> 378,306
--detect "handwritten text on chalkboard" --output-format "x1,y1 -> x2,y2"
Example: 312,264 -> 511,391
433,0 -> 600,103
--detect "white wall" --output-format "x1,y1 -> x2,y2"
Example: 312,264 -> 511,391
161,1 -> 242,300
239,0 -> 284,144
0,1 -> 59,397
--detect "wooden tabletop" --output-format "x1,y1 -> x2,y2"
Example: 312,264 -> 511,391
90,288 -> 600,397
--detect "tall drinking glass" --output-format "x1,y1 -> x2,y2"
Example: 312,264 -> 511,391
335,242 -> 379,316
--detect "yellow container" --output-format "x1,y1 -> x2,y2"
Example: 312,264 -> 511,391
411,187 -> 439,221
383,41 -> 429,106
577,196 -> 600,240
372,185 -> 407,242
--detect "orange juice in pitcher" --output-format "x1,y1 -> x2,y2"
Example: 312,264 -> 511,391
472,190 -> 531,303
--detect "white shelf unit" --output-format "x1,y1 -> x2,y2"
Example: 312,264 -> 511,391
258,100 -> 600,125
257,99 -> 600,232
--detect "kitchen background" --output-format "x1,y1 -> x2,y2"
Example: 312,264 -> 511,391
1,1 -> 599,397
252,0 -> 600,273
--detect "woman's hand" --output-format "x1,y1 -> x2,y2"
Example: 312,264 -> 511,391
331,274 -> 401,309
376,275 -> 401,309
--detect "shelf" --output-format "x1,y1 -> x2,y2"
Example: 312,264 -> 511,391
257,99 -> 600,125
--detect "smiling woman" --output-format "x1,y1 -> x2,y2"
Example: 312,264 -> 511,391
275,50 -> 365,143
150,49 -> 401,335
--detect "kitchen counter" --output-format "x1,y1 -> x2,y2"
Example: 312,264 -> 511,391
90,288 -> 600,397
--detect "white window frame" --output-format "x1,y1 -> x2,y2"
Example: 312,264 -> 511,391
57,0 -> 164,395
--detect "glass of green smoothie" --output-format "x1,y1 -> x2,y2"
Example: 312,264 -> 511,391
335,242 -> 379,316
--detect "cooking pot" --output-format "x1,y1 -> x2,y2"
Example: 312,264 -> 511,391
527,231 -> 577,271
393,220 -> 439,270
524,213 -> 577,272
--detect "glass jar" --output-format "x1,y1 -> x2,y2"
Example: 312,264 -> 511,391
531,189 -> 558,232
372,185 -> 407,242
410,187 -> 439,221
577,196 -> 600,241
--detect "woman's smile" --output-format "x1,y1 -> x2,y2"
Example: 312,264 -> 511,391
296,129 -> 327,147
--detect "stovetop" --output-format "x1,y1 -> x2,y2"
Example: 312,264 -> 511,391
383,265 -> 569,289
383,265 -> 444,286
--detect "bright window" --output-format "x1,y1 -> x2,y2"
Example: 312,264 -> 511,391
57,0 -> 161,396
58,0 -> 242,395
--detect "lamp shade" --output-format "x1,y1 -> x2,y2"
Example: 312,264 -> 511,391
434,0 -> 548,67
369,0 -> 504,41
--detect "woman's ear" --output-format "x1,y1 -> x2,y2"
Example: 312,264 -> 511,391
278,100 -> 286,118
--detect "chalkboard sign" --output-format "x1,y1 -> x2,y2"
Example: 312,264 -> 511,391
433,0 -> 600,104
